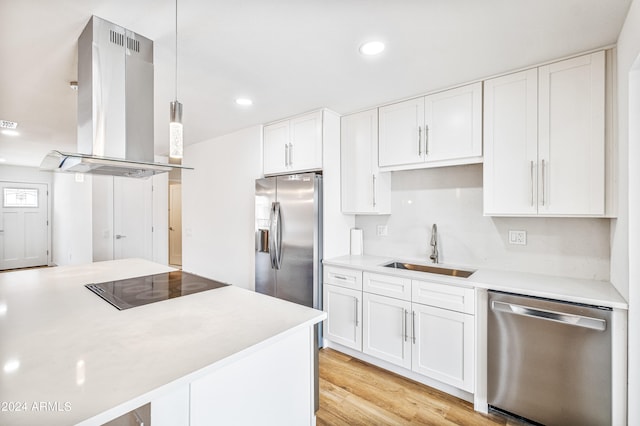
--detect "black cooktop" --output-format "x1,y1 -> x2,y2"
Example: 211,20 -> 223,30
85,270 -> 228,310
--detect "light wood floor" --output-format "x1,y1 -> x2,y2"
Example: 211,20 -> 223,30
317,348 -> 519,426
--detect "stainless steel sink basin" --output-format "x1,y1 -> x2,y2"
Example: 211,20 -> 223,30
383,262 -> 474,278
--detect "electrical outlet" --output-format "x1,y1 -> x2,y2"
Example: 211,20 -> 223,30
376,225 -> 388,236
508,230 -> 527,245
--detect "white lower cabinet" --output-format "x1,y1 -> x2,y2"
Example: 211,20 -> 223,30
324,284 -> 362,350
362,292 -> 412,369
412,303 -> 474,392
325,267 -> 475,394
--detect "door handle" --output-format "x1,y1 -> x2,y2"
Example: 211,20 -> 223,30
412,310 -> 416,344
288,142 -> 293,166
273,201 -> 283,270
425,124 -> 429,155
541,159 -> 546,206
169,227 -> 174,231
115,234 -> 127,239
284,144 -> 289,167
418,126 -> 422,156
404,309 -> 409,342
354,298 -> 359,327
530,160 -> 535,207
372,174 -> 377,208
491,301 -> 606,331
268,202 -> 277,268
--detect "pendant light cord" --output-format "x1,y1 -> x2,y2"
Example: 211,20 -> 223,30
174,0 -> 178,101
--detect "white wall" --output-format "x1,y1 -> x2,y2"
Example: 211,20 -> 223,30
356,164 -> 611,280
182,126 -> 262,289
52,173 -> 92,266
616,2 -> 640,423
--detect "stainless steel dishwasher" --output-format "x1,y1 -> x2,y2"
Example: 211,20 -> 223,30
488,291 -> 612,426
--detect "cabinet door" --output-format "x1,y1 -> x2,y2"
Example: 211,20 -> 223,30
341,109 -> 390,214
263,121 -> 289,175
324,284 -> 362,350
412,304 -> 474,392
379,97 -> 425,168
538,51 -> 605,216
289,110 -> 323,172
424,82 -> 482,163
483,69 -> 538,215
363,292 -> 412,369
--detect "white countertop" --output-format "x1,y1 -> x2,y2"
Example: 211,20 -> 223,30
0,259 -> 325,425
324,255 -> 628,310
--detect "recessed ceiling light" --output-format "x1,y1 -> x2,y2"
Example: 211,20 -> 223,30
359,41 -> 385,56
235,98 -> 253,106
0,129 -> 19,137
0,158 -> 6,163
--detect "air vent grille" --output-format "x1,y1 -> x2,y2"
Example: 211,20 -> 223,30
110,30 -> 125,47
126,37 -> 140,53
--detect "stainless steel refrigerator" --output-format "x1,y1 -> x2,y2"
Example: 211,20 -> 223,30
255,172 -> 322,311
255,173 -> 323,410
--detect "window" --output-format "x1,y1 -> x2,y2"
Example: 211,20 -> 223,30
3,188 -> 38,207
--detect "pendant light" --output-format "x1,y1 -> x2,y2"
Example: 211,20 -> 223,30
169,0 -> 183,159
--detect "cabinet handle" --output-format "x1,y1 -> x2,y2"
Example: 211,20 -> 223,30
333,274 -> 348,281
133,410 -> 145,426
412,310 -> 416,344
284,144 -> 289,167
541,159 -> 546,206
289,142 -> 294,166
418,126 -> 422,156
425,124 -> 429,156
372,174 -> 377,208
530,160 -> 535,207
403,309 -> 408,342
354,298 -> 359,327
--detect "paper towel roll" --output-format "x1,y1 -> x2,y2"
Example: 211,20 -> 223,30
350,228 -> 363,256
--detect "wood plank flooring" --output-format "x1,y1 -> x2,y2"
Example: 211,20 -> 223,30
317,348 -> 520,426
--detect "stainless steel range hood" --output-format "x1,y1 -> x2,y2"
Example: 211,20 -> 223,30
41,16 -> 191,177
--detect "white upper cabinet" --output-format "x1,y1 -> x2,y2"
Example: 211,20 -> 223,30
483,69 -> 539,215
263,110 -> 323,175
379,82 -> 483,171
341,109 -> 391,214
483,51 -> 605,216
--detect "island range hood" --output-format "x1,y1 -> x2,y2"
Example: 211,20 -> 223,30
41,16 -> 191,178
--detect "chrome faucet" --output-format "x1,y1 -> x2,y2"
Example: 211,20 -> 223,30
429,224 -> 439,264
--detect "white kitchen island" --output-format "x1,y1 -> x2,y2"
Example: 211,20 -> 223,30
0,259 -> 325,426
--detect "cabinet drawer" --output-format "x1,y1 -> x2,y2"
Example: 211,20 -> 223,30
363,272 -> 411,301
324,267 -> 362,290
412,280 -> 475,314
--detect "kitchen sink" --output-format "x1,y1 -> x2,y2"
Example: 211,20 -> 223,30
383,262 -> 475,278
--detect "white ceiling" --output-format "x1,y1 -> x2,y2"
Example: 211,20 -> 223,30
0,0 -> 632,167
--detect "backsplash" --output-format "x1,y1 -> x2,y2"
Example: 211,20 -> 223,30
355,164 -> 611,281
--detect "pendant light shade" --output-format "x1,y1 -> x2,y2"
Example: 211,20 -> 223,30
169,0 -> 183,159
169,100 -> 183,158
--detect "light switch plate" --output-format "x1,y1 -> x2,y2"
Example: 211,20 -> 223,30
376,225 -> 388,236
508,230 -> 527,245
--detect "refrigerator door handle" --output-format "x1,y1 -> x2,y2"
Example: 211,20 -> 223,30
273,201 -> 283,270
268,202 -> 277,269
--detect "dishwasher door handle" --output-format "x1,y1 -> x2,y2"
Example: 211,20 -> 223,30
491,301 -> 606,331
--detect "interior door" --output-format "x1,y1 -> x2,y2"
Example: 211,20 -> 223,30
169,183 -> 182,266
113,176 -> 152,260
0,182 -> 49,270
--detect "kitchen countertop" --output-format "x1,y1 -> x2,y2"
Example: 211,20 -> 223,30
0,259 -> 325,425
324,255 -> 628,310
